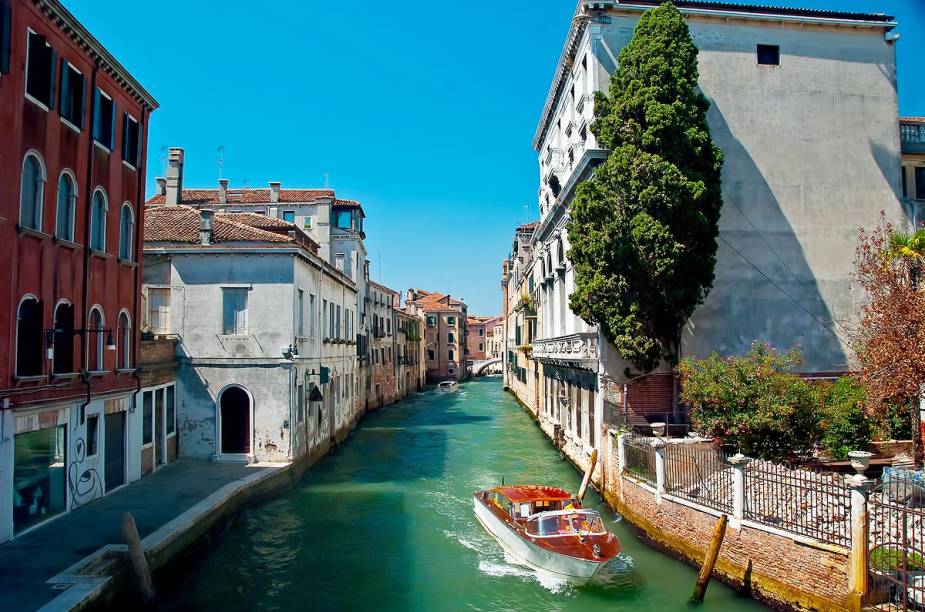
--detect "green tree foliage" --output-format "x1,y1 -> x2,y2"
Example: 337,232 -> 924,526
679,343 -> 818,461
817,377 -> 872,461
566,2 -> 723,372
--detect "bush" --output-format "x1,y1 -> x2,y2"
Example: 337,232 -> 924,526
873,401 -> 914,440
817,377 -> 872,460
679,343 -> 818,461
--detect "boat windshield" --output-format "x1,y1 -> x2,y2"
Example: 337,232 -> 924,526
525,511 -> 606,537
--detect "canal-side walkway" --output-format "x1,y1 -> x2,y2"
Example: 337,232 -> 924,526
0,459 -> 288,611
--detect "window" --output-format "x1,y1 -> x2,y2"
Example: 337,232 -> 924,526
336,210 -> 352,229
90,189 -> 108,251
25,31 -> 55,108
447,316 -> 456,326
283,211 -> 295,223
118,311 -> 131,369
336,304 -> 342,339
55,171 -> 76,241
479,328 -> 484,337
479,343 -> 484,351
329,303 -> 335,339
222,287 -> 248,335
297,384 -> 304,423
449,368 -> 455,375
428,349 -> 435,360
323,300 -> 328,338
298,289 -> 305,336
448,349 -> 455,361
92,88 -> 115,150
119,203 -> 134,260
52,301 -> 74,374
143,391 -> 153,445
757,44 -> 780,66
916,167 -> 925,200
86,414 -> 99,456
448,333 -> 455,343
166,385 -> 176,435
88,307 -> 104,371
59,60 -> 84,128
20,152 -> 45,230
148,288 -> 170,335
1,3 -> 10,75
16,297 -> 43,377
309,294 -> 316,337
122,113 -> 139,166
427,314 -> 436,326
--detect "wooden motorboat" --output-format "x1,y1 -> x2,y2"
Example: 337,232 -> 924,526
437,380 -> 459,392
473,451 -> 620,584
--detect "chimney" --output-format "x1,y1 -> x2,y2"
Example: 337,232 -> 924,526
269,181 -> 281,203
199,209 -> 215,245
165,147 -> 185,206
218,178 -> 229,205
155,177 -> 167,197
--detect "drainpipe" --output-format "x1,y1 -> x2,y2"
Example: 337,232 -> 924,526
78,63 -> 100,424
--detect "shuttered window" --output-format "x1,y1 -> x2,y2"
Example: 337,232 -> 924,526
122,113 -> 139,167
148,288 -> 170,335
92,88 -> 115,150
0,1 -> 11,75
222,287 -> 248,335
59,60 -> 84,128
25,31 -> 55,107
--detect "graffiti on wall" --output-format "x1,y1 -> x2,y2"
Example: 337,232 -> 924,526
67,435 -> 103,510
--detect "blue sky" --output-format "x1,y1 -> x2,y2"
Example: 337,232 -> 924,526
70,1 -> 923,315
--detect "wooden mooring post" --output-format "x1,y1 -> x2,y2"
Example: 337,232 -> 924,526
691,514 -> 728,603
120,511 -> 157,606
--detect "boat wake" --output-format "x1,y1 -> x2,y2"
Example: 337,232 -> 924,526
478,556 -> 572,595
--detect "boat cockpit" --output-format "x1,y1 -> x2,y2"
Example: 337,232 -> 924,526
524,510 -> 606,538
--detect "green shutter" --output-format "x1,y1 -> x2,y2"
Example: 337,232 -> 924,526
93,88 -> 101,141
110,99 -> 116,149
47,47 -> 56,109
59,58 -> 69,118
77,72 -> 85,128
0,1 -> 11,75
121,112 -> 128,160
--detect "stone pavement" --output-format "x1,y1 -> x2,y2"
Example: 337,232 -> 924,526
0,459 -> 275,611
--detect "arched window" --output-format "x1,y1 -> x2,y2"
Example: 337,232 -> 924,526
16,296 -> 43,377
556,239 -> 564,268
20,152 -> 46,230
55,171 -> 77,242
88,307 -> 104,371
52,301 -> 75,374
90,189 -> 108,252
119,203 -> 134,260
118,310 -> 131,369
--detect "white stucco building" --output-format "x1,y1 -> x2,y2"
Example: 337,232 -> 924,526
142,206 -> 358,464
506,0 -> 910,477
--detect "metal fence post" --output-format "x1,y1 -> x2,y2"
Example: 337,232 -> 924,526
728,453 -> 748,525
617,432 -> 626,474
653,438 -> 666,503
847,473 -> 872,610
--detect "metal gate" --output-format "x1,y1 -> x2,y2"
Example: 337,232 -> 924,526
104,412 -> 126,492
868,476 -> 925,610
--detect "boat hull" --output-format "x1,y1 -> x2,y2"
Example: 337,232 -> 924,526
472,497 -> 604,585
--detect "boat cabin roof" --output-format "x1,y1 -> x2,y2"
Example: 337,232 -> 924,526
495,485 -> 572,503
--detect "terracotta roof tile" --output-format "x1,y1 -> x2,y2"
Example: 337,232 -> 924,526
146,188 -> 335,206
901,117 -> 925,124
144,206 -> 317,247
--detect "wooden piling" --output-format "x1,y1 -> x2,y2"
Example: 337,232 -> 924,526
576,448 -> 598,501
120,511 -> 157,606
691,513 -> 728,603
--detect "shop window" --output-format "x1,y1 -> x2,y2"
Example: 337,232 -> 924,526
86,414 -> 99,456
13,425 -> 66,533
16,297 -> 43,377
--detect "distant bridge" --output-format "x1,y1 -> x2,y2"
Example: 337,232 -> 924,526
470,358 -> 502,376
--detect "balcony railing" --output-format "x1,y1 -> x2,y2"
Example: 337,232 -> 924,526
901,120 -> 925,154
532,332 -> 598,363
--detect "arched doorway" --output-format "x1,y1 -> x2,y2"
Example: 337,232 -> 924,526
219,386 -> 250,454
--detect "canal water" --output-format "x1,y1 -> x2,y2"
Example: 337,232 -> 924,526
164,378 -> 764,611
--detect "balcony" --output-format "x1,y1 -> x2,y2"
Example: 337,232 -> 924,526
901,119 -> 925,155
532,332 -> 598,370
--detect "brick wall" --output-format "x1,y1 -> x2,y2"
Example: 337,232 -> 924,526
626,373 -> 674,421
608,475 -> 852,611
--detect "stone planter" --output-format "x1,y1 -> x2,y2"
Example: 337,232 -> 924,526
848,450 -> 873,475
650,422 -> 666,437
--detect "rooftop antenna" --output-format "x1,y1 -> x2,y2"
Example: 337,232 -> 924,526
243,178 -> 249,188
217,145 -> 225,180
160,146 -> 167,174
324,172 -> 330,189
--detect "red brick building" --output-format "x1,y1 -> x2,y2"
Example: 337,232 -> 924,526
0,0 -> 157,541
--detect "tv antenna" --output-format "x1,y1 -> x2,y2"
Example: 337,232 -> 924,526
217,145 -> 225,180
324,172 -> 330,189
160,146 -> 167,174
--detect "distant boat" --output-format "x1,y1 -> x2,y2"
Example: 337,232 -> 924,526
437,381 -> 459,393
472,450 -> 619,584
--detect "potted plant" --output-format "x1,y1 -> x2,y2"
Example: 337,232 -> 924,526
848,450 -> 873,475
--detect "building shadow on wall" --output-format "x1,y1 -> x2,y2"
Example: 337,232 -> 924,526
684,107 -> 849,372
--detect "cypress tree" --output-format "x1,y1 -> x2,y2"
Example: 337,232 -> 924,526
566,2 -> 724,373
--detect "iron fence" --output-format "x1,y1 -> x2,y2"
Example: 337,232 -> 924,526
868,473 -> 925,611
623,435 -> 656,484
663,444 -> 734,514
743,459 -> 851,547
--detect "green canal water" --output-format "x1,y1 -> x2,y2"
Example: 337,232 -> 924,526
164,378 -> 765,611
